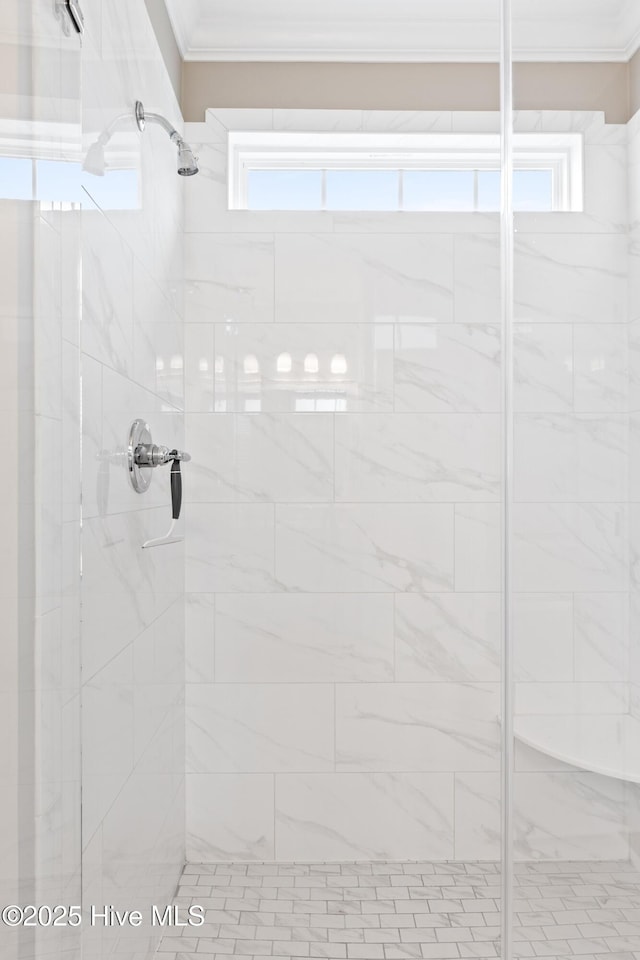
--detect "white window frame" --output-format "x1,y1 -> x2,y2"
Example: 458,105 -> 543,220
228,131 -> 583,212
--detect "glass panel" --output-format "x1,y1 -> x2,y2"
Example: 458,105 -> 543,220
478,169 -> 501,210
325,169 -> 398,209
513,168 -> 553,211
247,168 -> 322,209
510,2 -> 640,955
403,169 -> 475,210
35,159 -> 83,202
0,156 -> 33,199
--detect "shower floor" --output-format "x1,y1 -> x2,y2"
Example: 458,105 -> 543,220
156,860 -> 640,960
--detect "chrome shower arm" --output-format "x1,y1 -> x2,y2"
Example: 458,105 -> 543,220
135,101 -> 178,140
144,111 -> 180,140
134,100 -> 198,174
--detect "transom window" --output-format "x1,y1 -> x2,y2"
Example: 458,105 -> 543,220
229,132 -> 583,213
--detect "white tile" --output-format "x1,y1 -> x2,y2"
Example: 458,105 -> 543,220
514,414 -> 628,502
185,323 -> 215,412
515,681 -> 628,716
582,144 -> 628,230
82,646 -> 134,842
514,234 -> 628,325
514,324 -> 573,413
395,594 -> 500,682
275,773 -> 454,861
336,414 -> 500,503
454,504 -> 501,592
454,773 -> 500,860
186,593 -> 215,684
133,319 -> 184,410
514,772 -> 628,861
394,323 -> 501,413
81,509 -> 182,682
513,594 -> 574,682
335,683 -> 500,772
453,235 -> 500,325
187,773 -> 274,861
573,594 -> 629,683
514,741 -> 578,773
186,234 -> 274,324
274,108 -> 365,132
187,412 -> 334,502
215,321 -> 394,414
184,141 -> 229,231
361,111 -> 453,134
276,504 -> 454,593
82,206 -> 133,376
275,234 -> 454,325
513,503 -> 628,592
215,593 -> 394,682
187,683 -> 334,773
186,503 -> 277,593
573,324 -> 628,413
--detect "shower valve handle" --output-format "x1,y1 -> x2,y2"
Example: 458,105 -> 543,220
170,457 -> 182,521
127,419 -> 191,497
134,443 -> 191,468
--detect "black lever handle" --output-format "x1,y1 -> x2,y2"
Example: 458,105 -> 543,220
170,457 -> 182,521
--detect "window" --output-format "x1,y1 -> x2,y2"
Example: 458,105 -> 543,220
229,132 -> 583,213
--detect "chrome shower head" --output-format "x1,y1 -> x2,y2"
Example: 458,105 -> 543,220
175,139 -> 199,176
135,100 -> 199,177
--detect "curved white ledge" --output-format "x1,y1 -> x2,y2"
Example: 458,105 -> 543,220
514,713 -> 640,784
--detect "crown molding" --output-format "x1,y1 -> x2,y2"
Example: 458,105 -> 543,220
163,0 -> 199,58
167,0 -> 640,64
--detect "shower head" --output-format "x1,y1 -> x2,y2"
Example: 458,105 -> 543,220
175,139 -> 199,176
82,135 -> 107,176
135,100 -> 199,177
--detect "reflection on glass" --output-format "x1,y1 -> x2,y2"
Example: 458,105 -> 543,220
304,353 -> 319,373
0,157 -> 33,199
243,354 -> 259,374
81,168 -> 140,210
277,352 -> 292,373
247,170 -> 322,210
36,159 -> 82,202
325,170 -> 398,210
330,354 -> 348,374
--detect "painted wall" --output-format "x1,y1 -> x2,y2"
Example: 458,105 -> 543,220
182,107 -> 631,862
80,1 -> 186,956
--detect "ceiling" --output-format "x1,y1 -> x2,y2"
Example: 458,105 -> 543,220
165,0 -> 640,63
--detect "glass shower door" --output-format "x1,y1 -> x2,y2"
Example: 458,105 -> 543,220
506,2 -> 640,957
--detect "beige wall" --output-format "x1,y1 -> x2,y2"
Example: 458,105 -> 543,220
181,62 -> 499,118
631,48 -> 640,119
181,59 -> 635,123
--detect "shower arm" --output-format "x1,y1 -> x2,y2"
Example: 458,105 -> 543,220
135,102 -> 187,147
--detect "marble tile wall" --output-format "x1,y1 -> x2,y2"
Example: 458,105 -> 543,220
512,112 -> 631,864
80,1 -> 186,957
183,109 -> 631,864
